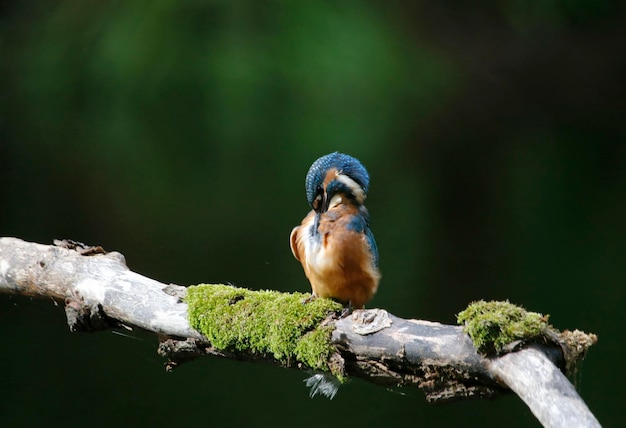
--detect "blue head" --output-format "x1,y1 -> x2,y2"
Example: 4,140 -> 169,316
305,152 -> 370,212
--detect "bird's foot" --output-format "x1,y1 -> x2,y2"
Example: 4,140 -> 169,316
302,294 -> 318,305
339,302 -> 355,318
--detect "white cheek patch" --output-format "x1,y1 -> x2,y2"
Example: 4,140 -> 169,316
335,174 -> 366,204
328,194 -> 342,210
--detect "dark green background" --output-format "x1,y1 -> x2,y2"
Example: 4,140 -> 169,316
1,1 -> 624,427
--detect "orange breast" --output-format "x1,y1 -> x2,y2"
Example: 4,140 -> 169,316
290,205 -> 380,308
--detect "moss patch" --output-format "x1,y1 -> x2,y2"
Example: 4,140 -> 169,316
457,300 -> 549,355
186,284 -> 343,373
559,329 -> 598,376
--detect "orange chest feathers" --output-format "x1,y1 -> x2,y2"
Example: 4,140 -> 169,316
290,205 -> 380,308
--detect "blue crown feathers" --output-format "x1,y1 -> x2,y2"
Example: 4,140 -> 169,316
304,152 -> 370,208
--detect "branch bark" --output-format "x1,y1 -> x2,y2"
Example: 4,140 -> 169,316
0,237 -> 600,428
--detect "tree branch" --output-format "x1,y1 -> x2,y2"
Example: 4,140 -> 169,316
0,237 -> 600,428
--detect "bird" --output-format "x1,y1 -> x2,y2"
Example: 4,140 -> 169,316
290,152 -> 380,310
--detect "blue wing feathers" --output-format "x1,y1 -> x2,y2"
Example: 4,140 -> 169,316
345,209 -> 379,269
365,226 -> 379,268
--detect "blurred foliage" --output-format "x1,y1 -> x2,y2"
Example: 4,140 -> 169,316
1,0 -> 625,427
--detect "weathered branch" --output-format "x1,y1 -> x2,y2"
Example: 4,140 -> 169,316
0,237 -> 600,428
490,346 -> 600,428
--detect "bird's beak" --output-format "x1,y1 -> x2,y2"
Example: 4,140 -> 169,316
313,191 -> 327,232
320,191 -> 330,213
313,211 -> 320,232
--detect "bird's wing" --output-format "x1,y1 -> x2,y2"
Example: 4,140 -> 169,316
365,226 -> 379,269
290,226 -> 301,261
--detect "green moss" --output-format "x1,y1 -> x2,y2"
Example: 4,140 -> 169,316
457,300 -> 549,355
186,284 -> 343,374
294,326 -> 336,370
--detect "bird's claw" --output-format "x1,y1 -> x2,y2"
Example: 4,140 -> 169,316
339,303 -> 354,318
302,294 -> 318,305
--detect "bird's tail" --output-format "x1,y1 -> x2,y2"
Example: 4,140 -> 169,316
304,373 -> 342,399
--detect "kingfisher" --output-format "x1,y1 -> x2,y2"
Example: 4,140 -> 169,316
290,152 -> 380,310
